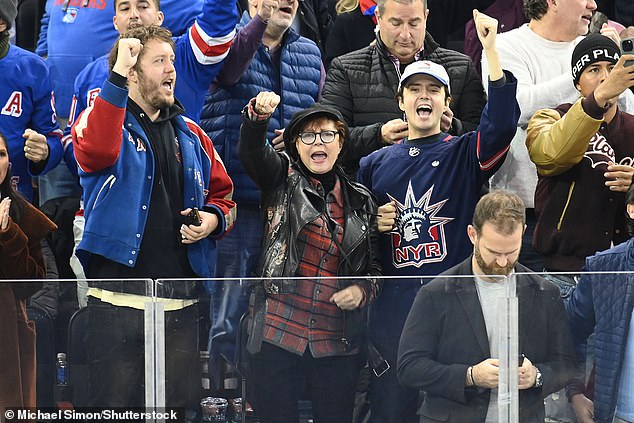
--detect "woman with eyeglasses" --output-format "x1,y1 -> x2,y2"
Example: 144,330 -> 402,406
238,92 -> 382,423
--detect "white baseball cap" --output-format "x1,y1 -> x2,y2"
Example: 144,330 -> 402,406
398,60 -> 451,94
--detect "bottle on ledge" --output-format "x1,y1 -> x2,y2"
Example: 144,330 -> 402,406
56,352 -> 68,386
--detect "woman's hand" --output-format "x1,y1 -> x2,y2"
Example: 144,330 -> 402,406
254,91 -> 281,117
330,285 -> 364,310
0,197 -> 11,231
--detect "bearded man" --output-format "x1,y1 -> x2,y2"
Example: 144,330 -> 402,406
71,25 -> 235,408
397,190 -> 576,423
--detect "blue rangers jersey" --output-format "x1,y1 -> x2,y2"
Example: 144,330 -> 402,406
0,45 -> 62,202
358,73 -> 520,279
66,0 -> 236,128
37,0 -> 205,119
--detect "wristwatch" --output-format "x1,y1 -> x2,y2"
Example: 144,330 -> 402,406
534,366 -> 543,388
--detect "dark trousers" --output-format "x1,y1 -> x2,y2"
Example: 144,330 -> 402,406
208,206 -> 261,388
249,342 -> 360,423
85,299 -> 200,408
368,336 -> 419,423
368,284 -> 420,423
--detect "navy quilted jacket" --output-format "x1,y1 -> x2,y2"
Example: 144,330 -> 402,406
566,238 -> 634,422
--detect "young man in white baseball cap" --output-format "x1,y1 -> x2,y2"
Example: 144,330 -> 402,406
357,10 -> 522,421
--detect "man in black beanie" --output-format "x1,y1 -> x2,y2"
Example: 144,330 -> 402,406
0,0 -> 62,203
526,35 -> 634,421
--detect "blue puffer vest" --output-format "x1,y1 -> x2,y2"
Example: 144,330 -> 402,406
200,12 -> 322,205
571,239 -> 634,422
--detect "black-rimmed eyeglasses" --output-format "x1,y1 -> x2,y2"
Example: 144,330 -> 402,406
297,130 -> 339,145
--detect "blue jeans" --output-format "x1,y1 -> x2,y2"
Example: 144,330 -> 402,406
542,273 -> 577,299
208,205 -> 262,386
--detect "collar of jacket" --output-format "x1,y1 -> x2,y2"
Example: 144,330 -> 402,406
128,97 -> 184,124
239,11 -> 302,46
291,162 -> 371,211
374,30 -> 440,65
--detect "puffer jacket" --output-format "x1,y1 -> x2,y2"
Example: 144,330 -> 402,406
200,12 -> 322,205
566,238 -> 634,422
238,113 -> 382,353
321,31 -> 486,175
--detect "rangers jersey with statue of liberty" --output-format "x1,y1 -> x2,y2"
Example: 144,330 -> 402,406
359,72 -> 520,281
0,44 -> 62,202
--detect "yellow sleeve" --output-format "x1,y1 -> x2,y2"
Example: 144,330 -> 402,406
526,99 -> 603,177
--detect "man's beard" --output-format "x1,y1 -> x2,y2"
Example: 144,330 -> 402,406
138,70 -> 174,111
474,243 -> 516,277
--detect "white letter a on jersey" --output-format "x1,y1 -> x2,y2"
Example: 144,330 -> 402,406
1,91 -> 23,117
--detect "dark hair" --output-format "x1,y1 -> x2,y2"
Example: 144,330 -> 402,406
523,0 -> 548,21
288,116 -> 347,163
395,82 -> 451,103
0,132 -> 26,223
108,24 -> 174,73
472,190 -> 525,236
376,0 -> 427,15
114,0 -> 161,12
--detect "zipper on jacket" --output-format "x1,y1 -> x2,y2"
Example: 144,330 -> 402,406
557,181 -> 575,231
341,312 -> 351,352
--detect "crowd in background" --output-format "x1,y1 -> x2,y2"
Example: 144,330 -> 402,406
1,0 -> 634,422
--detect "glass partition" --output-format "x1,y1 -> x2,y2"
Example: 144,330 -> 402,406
2,271 -> 629,422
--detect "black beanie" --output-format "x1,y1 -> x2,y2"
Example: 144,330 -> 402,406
571,34 -> 620,85
0,0 -> 16,30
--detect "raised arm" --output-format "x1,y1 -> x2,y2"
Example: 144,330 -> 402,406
72,38 -> 141,173
527,54 -> 634,177
471,10 -> 520,177
215,0 -> 278,87
238,91 -> 290,191
174,0 -> 237,91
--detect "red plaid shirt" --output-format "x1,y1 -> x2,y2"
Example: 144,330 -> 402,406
262,177 -> 362,357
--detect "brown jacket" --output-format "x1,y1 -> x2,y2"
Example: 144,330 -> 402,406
526,96 -> 634,271
0,200 -> 56,412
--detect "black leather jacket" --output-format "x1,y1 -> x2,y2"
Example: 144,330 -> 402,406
238,113 -> 382,353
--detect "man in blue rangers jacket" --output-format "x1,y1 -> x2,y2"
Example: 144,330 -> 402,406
357,10 -> 520,423
71,25 -> 236,408
61,0 -> 236,285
